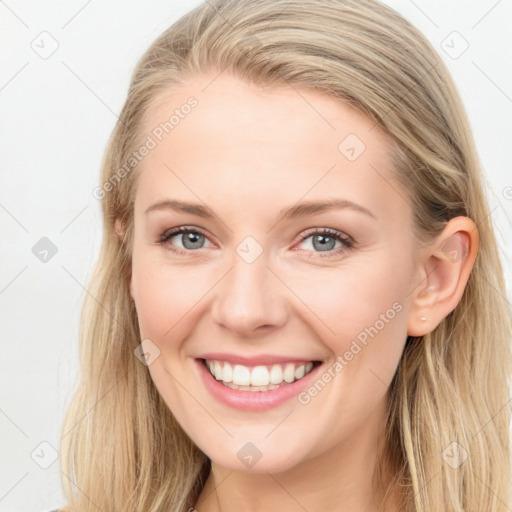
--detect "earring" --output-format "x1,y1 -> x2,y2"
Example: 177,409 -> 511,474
420,316 -> 428,322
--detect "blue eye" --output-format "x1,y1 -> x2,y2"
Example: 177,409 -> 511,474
158,226 -> 212,253
158,226 -> 355,258
295,228 -> 355,258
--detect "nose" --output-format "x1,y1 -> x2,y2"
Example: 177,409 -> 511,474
210,251 -> 289,338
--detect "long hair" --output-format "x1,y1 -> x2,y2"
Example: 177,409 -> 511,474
59,1 -> 512,510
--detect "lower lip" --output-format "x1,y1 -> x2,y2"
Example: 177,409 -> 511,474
195,358 -> 323,412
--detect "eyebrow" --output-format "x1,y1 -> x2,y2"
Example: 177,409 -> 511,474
144,198 -> 376,220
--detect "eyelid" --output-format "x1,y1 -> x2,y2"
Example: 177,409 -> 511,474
296,227 -> 354,245
158,225 -> 215,246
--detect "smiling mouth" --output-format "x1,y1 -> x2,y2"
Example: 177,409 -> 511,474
201,358 -> 322,392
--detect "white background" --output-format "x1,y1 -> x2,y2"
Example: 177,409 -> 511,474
0,1 -> 511,511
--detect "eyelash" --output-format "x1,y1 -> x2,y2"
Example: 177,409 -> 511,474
157,226 -> 356,258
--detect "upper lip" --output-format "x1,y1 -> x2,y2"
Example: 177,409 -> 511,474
197,352 -> 323,366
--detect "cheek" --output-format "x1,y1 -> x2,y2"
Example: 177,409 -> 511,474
287,253 -> 411,383
131,253 -> 215,340
291,271 -> 408,440
289,253 -> 410,336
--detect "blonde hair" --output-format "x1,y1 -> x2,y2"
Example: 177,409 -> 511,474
59,0 -> 512,510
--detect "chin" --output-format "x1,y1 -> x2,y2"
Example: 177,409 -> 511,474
203,441 -> 310,475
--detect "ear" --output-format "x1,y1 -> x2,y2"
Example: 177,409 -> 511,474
114,218 -> 125,241
407,216 -> 479,337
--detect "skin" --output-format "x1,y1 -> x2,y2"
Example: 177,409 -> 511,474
118,73 -> 478,512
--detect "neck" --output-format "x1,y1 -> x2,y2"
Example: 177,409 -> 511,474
194,395 -> 400,512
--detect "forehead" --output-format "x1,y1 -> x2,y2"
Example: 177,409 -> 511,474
134,73 -> 409,224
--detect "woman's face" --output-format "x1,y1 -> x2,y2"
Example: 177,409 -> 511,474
128,73 -> 418,473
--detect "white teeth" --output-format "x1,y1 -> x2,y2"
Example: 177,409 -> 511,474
269,364 -> 283,384
250,366 -> 269,386
232,364 -> 251,386
222,362 -> 233,383
222,382 -> 281,392
205,359 -> 318,387
283,363 -> 295,383
213,361 -> 223,380
294,364 -> 305,380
